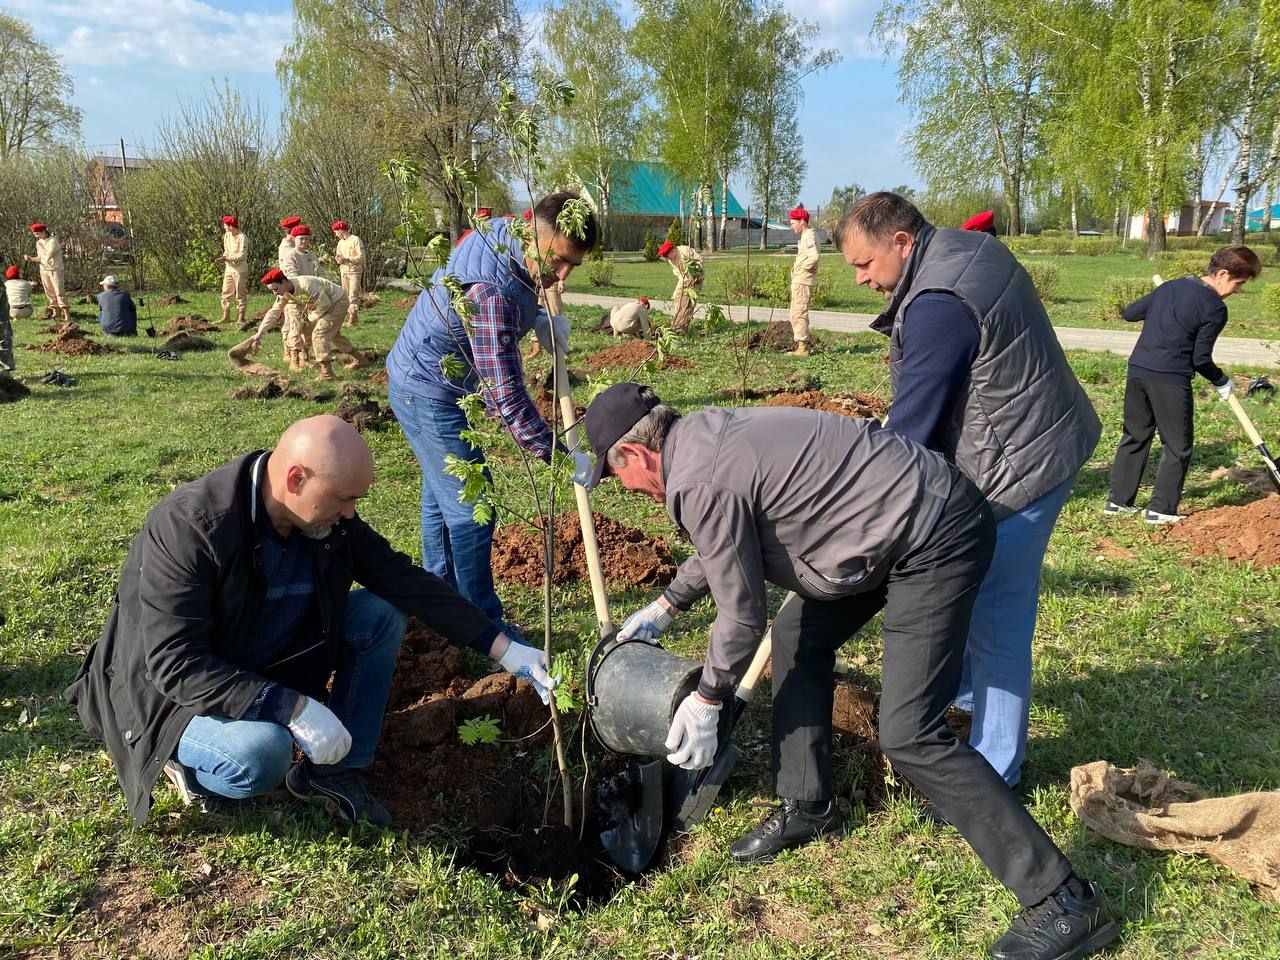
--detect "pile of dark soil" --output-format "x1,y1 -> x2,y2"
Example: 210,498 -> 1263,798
533,392 -> 586,424
394,295 -> 418,310
586,342 -> 694,372
1167,495 -> 1280,568
748,321 -> 824,352
334,384 -> 395,431
760,390 -> 885,419
154,294 -> 189,306
229,378 -> 335,402
370,620 -> 622,900
28,324 -> 119,356
368,367 -> 389,388
0,378 -> 31,403
358,293 -> 380,308
162,314 -> 219,334
492,512 -> 677,588
1209,465 -> 1280,498
162,333 -> 217,352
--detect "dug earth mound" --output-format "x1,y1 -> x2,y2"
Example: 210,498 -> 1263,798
585,341 -> 694,371
492,513 -> 677,588
748,321 -> 824,352
760,390 -> 888,420
29,323 -> 120,356
1167,494 -> 1280,568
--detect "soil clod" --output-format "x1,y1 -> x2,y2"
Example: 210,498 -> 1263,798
492,512 -> 676,588
586,342 -> 694,372
154,294 -> 189,306
162,314 -> 218,334
0,378 -> 31,403
230,378 -> 335,402
334,384 -> 395,431
759,389 -> 886,419
1167,495 -> 1280,568
748,321 -> 824,352
162,333 -> 217,352
29,323 -> 120,356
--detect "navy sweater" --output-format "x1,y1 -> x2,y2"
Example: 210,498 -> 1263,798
98,289 -> 138,336
1123,277 -> 1227,386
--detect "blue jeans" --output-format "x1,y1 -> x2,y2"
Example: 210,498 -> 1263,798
388,390 -> 505,625
174,590 -> 407,798
953,477 -> 1074,787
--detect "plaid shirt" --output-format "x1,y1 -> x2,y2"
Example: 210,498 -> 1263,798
469,282 -> 555,461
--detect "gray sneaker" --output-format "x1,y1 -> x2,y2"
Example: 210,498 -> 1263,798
1143,508 -> 1182,525
1102,501 -> 1140,516
286,761 -> 393,828
163,761 -> 203,807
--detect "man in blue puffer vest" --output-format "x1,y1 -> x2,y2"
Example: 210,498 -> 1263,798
387,192 -> 598,629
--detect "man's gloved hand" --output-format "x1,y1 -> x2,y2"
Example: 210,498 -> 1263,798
1216,378 -> 1234,401
617,598 -> 674,644
665,693 -> 722,769
534,312 -> 570,355
571,451 -> 593,486
288,696 -> 352,766
499,639 -> 557,704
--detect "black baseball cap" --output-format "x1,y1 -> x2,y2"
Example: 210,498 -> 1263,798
582,382 -> 660,488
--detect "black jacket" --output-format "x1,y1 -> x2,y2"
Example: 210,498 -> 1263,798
1124,277 -> 1228,386
64,452 -> 500,823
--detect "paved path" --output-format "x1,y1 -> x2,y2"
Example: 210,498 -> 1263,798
562,292 -> 1280,368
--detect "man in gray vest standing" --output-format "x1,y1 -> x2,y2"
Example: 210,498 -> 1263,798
834,193 -> 1101,792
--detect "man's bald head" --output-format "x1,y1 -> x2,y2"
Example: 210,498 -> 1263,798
265,415 -> 375,538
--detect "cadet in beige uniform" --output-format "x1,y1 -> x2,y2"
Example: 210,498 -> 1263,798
609,297 -> 652,338
659,240 -> 703,334
24,224 -> 70,323
260,268 -> 367,380
217,216 -> 249,326
6,265 -> 33,319
787,206 -> 820,356
332,221 -> 364,326
235,221 -> 315,370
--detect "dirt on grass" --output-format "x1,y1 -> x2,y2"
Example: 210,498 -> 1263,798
1095,538 -> 1137,562
533,392 -> 586,424
492,512 -> 677,588
0,378 -> 31,403
1167,495 -> 1280,568
370,619 -> 622,900
162,333 -> 218,352
161,314 -> 219,334
1209,464 -> 1280,498
748,321 -> 824,352
154,294 -> 190,306
369,367 -> 389,388
586,341 -> 694,372
334,384 -> 396,431
229,378 -> 335,402
760,390 -> 886,420
28,324 -> 120,356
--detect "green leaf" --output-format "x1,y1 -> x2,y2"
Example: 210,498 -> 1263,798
458,715 -> 501,746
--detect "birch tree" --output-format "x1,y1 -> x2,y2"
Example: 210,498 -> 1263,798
0,14 -> 81,159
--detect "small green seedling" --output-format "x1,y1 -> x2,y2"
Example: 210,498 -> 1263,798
458,715 -> 502,746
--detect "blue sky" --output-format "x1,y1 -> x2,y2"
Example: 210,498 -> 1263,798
13,0 -> 917,210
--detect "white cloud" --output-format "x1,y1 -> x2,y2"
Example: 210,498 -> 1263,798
781,0 -> 883,60
7,0 -> 291,74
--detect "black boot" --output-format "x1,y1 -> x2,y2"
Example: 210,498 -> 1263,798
988,876 -> 1119,960
729,799 -> 842,864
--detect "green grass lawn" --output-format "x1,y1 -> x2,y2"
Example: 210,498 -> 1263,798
565,249 -> 1280,340
3,290 -> 1280,958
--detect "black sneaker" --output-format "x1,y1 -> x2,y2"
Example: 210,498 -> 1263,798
988,877 -> 1119,960
286,761 -> 393,828
729,799 -> 842,864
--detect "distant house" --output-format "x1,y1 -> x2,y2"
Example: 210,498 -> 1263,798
586,161 -> 748,250
1127,200 -> 1229,240
1244,203 -> 1280,232
87,155 -> 152,225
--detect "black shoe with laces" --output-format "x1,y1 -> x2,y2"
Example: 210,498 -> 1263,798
988,876 -> 1119,960
286,761 -> 393,828
729,799 -> 842,864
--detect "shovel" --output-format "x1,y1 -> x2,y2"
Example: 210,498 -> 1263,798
665,592 -> 792,833
1226,391 -> 1280,494
550,333 -> 665,870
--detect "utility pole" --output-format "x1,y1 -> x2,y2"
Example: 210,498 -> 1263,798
119,138 -> 144,290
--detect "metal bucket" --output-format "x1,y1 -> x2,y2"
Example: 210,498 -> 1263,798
587,636 -> 702,757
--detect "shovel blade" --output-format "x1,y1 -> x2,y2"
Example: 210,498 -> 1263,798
666,742 -> 741,834
600,760 -> 665,873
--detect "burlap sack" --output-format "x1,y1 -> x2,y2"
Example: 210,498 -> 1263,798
1070,760 -> 1280,903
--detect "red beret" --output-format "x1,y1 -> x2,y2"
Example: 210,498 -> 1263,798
5,266 -> 19,280
522,209 -> 533,220
961,210 -> 995,232
290,224 -> 311,237
788,207 -> 809,222
222,215 -> 238,227
476,208 -> 491,218
29,223 -> 46,234
657,241 -> 674,258
638,297 -> 650,307
280,216 -> 302,230
331,220 -> 348,232
261,268 -> 286,285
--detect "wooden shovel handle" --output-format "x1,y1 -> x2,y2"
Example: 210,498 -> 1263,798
1228,394 -> 1268,448
552,341 -> 614,634
735,592 -> 795,704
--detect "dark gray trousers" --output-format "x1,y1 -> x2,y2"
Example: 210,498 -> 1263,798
770,474 -> 1073,906
1108,375 -> 1194,515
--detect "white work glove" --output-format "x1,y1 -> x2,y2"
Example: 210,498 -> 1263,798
665,693 -> 722,770
571,451 -> 593,486
534,312 -> 570,355
498,639 -> 557,704
617,599 -> 674,644
288,697 -> 352,766
1215,379 -> 1234,401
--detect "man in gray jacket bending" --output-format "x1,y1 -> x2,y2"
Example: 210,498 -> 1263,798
586,384 -> 1117,960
